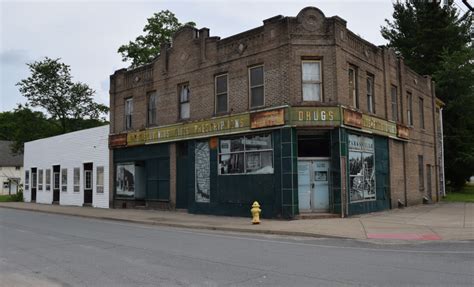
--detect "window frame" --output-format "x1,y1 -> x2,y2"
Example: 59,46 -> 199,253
348,133 -> 376,203
215,74 -> 229,114
419,97 -> 425,129
96,166 -> 104,193
38,169 -> 43,191
248,65 -> 265,109
84,170 -> 92,190
61,168 -> 67,192
390,85 -> 398,122
53,171 -> 60,190
407,91 -> 413,126
348,65 -> 359,109
45,169 -> 51,191
147,91 -> 157,126
218,133 -> 274,176
179,83 -> 190,120
301,60 -> 323,102
73,167 -> 80,192
125,97 -> 133,130
366,73 -> 375,114
25,170 -> 29,190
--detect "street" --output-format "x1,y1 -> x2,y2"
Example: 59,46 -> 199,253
0,208 -> 473,287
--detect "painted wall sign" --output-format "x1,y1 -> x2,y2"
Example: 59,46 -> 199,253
397,125 -> 410,139
127,113 -> 251,146
109,134 -> 127,148
343,109 -> 362,128
361,115 -> 397,137
250,108 -> 285,129
290,107 -> 341,126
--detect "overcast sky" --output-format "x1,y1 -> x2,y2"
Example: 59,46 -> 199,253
0,0 -> 395,113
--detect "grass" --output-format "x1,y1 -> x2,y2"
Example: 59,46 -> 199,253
0,192 -> 23,202
442,184 -> 474,203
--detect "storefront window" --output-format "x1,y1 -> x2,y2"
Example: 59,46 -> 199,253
116,163 -> 135,197
219,133 -> 273,175
348,134 -> 375,202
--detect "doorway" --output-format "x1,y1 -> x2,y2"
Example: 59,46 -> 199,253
53,165 -> 60,203
298,159 -> 330,213
31,168 -> 37,202
83,163 -> 93,205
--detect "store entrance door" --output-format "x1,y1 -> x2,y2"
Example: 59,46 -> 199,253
298,159 -> 330,213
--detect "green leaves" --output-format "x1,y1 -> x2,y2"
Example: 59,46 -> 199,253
16,57 -> 109,133
381,1 -> 473,187
117,10 -> 195,68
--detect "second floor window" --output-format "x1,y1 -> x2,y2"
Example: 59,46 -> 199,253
215,74 -> 228,113
302,61 -> 322,101
391,85 -> 398,122
147,92 -> 157,125
179,84 -> 190,119
249,66 -> 264,108
419,97 -> 425,129
367,74 -> 375,113
407,92 -> 413,126
348,65 -> 358,108
125,98 -> 133,130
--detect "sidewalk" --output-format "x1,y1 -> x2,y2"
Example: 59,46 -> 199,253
0,202 -> 472,241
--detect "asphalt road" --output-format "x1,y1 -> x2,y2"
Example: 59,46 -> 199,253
0,208 -> 473,287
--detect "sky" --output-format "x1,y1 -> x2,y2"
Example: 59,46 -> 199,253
0,0 -> 395,113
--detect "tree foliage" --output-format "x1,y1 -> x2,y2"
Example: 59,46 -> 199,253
16,57 -> 109,133
118,10 -> 195,68
0,105 -> 60,154
381,1 -> 473,188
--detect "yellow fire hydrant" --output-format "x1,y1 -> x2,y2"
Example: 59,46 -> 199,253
251,201 -> 261,224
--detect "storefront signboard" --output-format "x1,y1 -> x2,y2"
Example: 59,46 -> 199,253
361,115 -> 397,137
127,113 -> 251,146
250,108 -> 285,129
109,133 -> 127,148
397,125 -> 410,139
290,107 -> 341,127
343,109 -> 362,128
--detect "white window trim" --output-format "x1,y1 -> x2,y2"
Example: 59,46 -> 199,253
84,170 -> 92,190
248,65 -> 265,109
215,74 -> 229,114
301,60 -> 323,102
96,166 -> 104,194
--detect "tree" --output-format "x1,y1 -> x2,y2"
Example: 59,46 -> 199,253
381,1 -> 471,76
381,1 -> 473,188
16,57 -> 109,133
0,105 -> 60,154
118,10 -> 195,68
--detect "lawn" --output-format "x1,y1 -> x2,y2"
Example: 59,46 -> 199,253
442,184 -> 474,203
0,193 -> 23,202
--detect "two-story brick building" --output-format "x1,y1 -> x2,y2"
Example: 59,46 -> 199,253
108,7 -> 443,218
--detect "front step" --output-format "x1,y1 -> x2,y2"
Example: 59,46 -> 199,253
295,213 -> 340,220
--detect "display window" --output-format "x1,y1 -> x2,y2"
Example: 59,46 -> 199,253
348,134 -> 376,202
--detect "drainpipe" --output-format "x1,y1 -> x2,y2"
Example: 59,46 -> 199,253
439,107 -> 446,197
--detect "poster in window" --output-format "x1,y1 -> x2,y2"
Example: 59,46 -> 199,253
195,142 -> 210,203
116,163 -> 135,196
349,134 -> 375,202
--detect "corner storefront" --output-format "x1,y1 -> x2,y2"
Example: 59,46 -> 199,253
109,106 -> 409,218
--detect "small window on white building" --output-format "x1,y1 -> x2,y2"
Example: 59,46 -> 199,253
73,168 -> 80,192
302,61 -> 322,101
32,170 -> 37,189
96,166 -> 104,193
61,168 -> 67,192
25,170 -> 29,190
54,171 -> 60,190
38,169 -> 43,191
45,169 -> 51,191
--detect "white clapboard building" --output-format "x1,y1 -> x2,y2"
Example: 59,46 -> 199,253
23,125 -> 109,208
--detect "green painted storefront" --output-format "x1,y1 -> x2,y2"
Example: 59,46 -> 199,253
111,106 -> 404,218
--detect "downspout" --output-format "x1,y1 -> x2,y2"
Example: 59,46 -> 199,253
431,80 -> 440,201
440,107 -> 446,197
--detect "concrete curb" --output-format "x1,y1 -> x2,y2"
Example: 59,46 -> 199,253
0,205 -> 346,240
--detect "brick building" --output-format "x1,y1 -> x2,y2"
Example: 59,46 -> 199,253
108,7 -> 443,218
